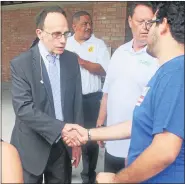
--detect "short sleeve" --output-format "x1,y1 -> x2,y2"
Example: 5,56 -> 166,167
96,41 -> 110,72
152,70 -> 184,139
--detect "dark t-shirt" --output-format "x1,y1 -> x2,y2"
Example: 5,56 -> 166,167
128,55 -> 184,183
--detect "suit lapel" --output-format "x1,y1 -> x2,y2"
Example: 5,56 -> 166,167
59,53 -> 67,111
31,45 -> 55,111
41,60 -> 55,110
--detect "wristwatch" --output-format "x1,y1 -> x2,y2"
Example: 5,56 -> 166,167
87,129 -> 91,141
97,124 -> 105,128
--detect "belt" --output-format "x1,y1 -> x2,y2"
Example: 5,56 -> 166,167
83,91 -> 102,98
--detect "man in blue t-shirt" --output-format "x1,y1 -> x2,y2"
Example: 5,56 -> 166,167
62,2 -> 184,183
94,2 -> 184,183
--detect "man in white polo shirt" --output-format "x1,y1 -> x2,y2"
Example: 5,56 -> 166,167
65,11 -> 110,183
96,2 -> 159,173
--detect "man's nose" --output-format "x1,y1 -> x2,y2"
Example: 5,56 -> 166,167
142,21 -> 148,30
87,23 -> 91,29
59,35 -> 66,44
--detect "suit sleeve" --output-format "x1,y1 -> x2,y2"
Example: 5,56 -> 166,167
10,60 -> 65,146
74,61 -> 84,127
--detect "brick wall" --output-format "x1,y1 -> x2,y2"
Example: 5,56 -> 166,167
2,2 -> 129,81
92,2 -> 127,49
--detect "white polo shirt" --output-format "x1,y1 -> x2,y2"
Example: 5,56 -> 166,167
65,34 -> 110,95
103,40 -> 159,158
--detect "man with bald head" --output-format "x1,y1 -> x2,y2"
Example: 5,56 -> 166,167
10,6 -> 83,183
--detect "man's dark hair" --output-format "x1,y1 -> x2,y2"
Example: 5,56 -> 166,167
128,2 -> 156,17
30,37 -> 39,48
156,2 -> 184,44
36,6 -> 67,29
72,11 -> 92,23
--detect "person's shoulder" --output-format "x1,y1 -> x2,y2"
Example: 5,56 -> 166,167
11,48 -> 32,66
114,40 -> 133,53
160,55 -> 184,75
2,141 -> 23,183
63,50 -> 79,66
111,42 -> 130,57
155,55 -> 184,88
63,49 -> 78,58
121,40 -> 133,49
62,50 -> 80,74
91,35 -> 106,46
169,55 -> 184,69
2,142 -> 19,158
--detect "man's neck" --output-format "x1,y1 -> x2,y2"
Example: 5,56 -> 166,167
39,40 -> 57,56
74,34 -> 86,44
132,39 -> 147,52
158,41 -> 184,66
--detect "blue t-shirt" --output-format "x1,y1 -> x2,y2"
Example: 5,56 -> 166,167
128,55 -> 184,183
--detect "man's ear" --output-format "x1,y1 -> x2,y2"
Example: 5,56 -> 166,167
36,29 -> 43,40
159,17 -> 169,35
128,16 -> 132,29
72,24 -> 77,32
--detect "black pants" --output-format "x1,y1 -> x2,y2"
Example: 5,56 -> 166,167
81,92 -> 102,183
23,140 -> 72,184
104,149 -> 125,173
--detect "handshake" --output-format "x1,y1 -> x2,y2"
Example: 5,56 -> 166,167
62,124 -> 89,147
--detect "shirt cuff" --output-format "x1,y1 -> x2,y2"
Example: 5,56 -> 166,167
55,135 -> 61,143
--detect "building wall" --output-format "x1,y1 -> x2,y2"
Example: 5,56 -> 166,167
2,2 -> 129,81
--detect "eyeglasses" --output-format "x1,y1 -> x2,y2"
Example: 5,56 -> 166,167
145,19 -> 160,31
42,30 -> 72,39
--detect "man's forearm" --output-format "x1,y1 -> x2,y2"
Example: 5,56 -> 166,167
114,132 -> 182,183
96,93 -> 108,127
80,60 -> 106,76
91,120 -> 132,141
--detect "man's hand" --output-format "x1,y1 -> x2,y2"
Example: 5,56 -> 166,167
62,124 -> 82,147
78,57 -> 86,67
77,57 -> 106,76
97,140 -> 105,148
96,119 -> 104,128
96,172 -> 116,183
62,124 -> 88,147
72,146 -> 82,168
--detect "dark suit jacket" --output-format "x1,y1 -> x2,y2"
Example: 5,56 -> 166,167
10,45 -> 83,176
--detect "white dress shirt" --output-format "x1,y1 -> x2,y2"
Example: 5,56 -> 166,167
103,40 -> 159,158
65,34 -> 110,95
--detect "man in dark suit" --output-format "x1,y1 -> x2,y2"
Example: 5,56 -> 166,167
10,6 -> 83,183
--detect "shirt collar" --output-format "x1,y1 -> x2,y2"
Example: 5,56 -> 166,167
125,39 -> 147,54
38,41 -> 59,61
72,34 -> 95,44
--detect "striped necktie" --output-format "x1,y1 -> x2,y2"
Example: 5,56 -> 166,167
47,54 -> 63,121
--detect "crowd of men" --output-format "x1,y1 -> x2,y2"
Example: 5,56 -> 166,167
4,1 -> 184,184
